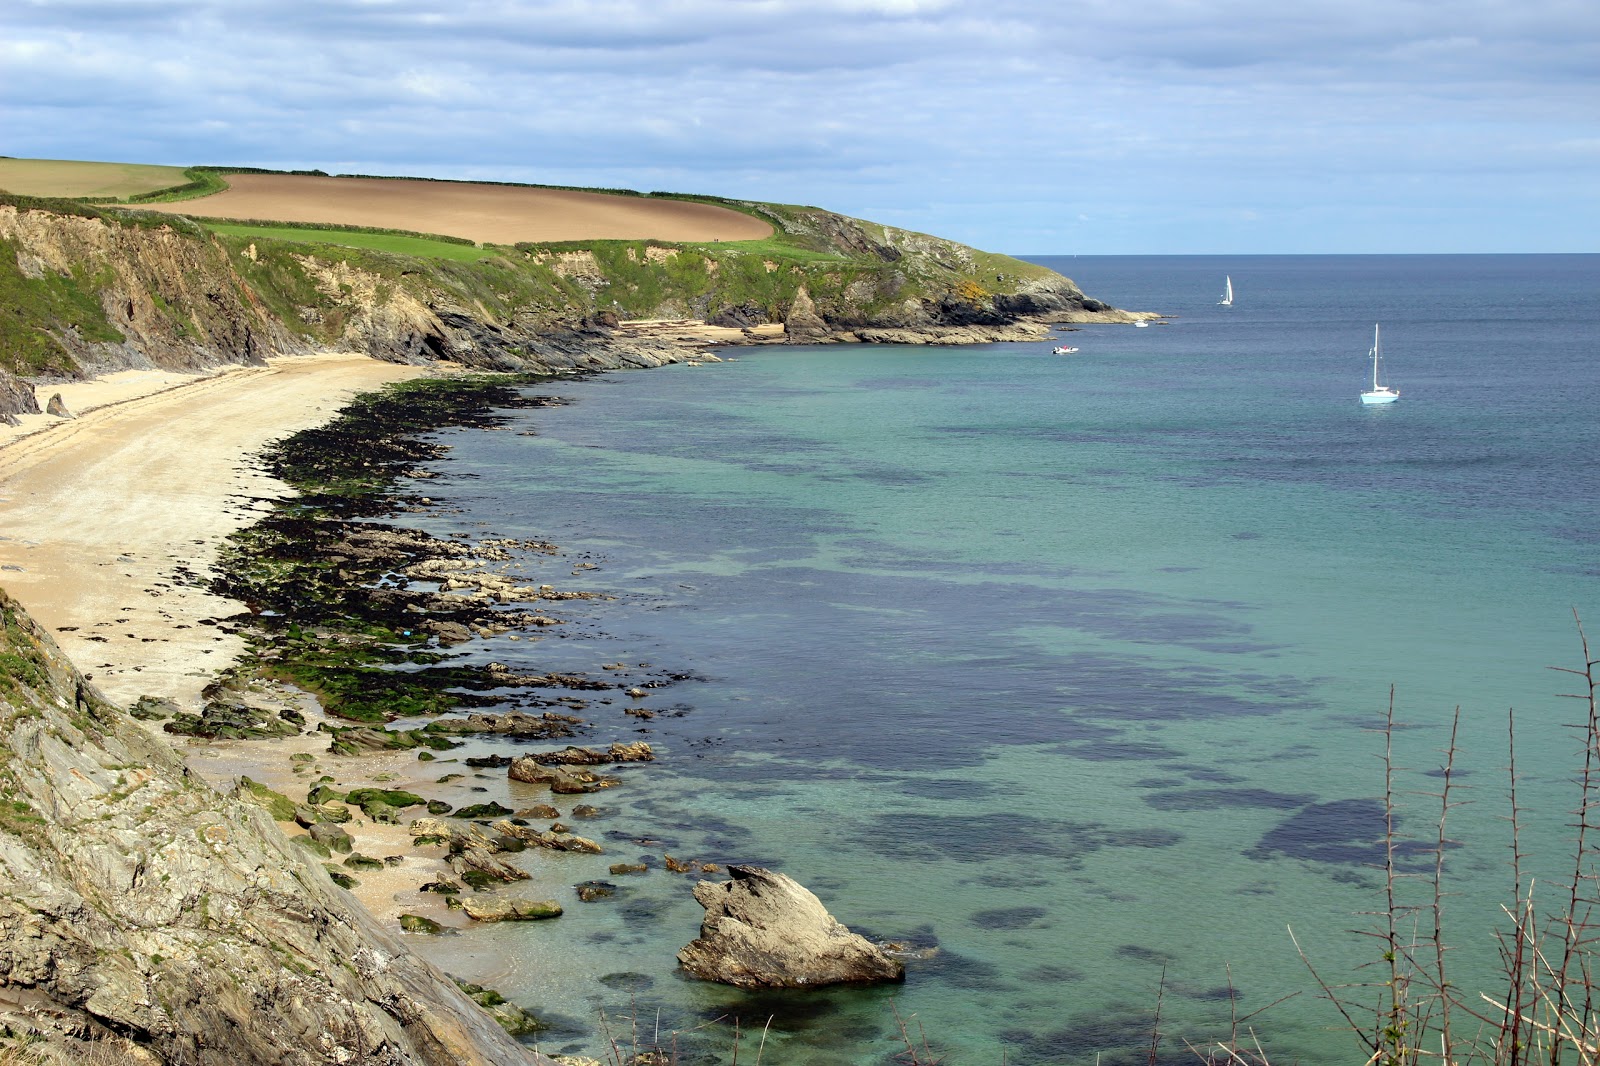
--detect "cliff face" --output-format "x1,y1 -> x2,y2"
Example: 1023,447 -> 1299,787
0,590 -> 547,1066
0,195 -> 1119,395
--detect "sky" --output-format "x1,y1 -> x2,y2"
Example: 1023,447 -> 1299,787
3,0 -> 1598,254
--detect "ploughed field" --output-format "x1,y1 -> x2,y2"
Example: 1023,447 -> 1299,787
129,173 -> 774,245
0,158 -> 189,199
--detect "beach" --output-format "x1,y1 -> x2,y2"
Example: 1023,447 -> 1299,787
0,353 -> 430,709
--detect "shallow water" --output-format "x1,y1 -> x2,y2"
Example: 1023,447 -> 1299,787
398,254 -> 1599,1063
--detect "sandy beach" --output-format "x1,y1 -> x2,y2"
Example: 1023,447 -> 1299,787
0,352 -> 428,709
0,350 -> 611,944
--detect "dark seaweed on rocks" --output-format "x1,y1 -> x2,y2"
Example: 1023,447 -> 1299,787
209,374 -> 610,723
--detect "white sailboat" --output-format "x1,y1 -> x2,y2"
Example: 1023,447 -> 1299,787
1218,276 -> 1233,306
1359,323 -> 1400,405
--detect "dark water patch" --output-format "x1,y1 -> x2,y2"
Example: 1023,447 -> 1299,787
1251,798 -> 1439,871
1230,531 -> 1263,540
1022,963 -> 1085,984
864,812 -> 1180,866
964,872 -> 1052,889
1002,1007 -> 1216,1066
970,906 -> 1048,930
1143,788 -> 1314,812
1155,763 -> 1247,785
1115,944 -> 1177,966
889,777 -> 1001,801
599,971 -> 655,992
915,947 -> 1005,991
1056,738 -> 1187,762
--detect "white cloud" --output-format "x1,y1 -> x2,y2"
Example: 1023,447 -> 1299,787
1,0 -> 1596,251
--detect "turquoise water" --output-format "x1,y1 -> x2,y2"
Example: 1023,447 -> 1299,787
406,255 -> 1599,1063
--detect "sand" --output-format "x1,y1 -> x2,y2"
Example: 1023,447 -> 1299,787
0,353 -> 428,708
128,173 -> 774,246
0,348 -> 615,962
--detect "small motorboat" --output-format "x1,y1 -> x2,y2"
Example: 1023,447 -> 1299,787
1052,346 -> 1079,355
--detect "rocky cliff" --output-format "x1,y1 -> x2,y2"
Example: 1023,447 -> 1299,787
0,589 -> 549,1065
0,194 -> 1127,412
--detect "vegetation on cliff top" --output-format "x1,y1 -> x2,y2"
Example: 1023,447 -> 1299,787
0,161 -> 1084,382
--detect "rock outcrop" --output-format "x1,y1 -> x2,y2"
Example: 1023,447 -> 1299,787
0,590 -> 550,1065
0,369 -> 38,425
677,865 -> 904,989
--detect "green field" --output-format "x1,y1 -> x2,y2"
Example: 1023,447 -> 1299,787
0,158 -> 190,200
203,222 -> 494,261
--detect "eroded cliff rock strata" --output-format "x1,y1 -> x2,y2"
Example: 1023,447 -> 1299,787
0,590 -> 549,1065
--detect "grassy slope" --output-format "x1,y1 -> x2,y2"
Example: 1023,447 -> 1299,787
0,164 -> 1075,380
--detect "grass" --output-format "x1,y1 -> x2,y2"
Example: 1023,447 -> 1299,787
202,221 -> 493,261
0,237 -> 121,376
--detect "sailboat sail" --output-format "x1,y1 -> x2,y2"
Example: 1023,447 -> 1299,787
1219,276 -> 1233,306
1359,323 -> 1400,404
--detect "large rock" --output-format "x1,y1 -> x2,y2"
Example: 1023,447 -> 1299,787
677,865 -> 904,989
782,288 -> 831,342
0,590 -> 549,1065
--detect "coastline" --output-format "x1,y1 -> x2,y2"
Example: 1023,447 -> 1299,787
0,352 -> 432,708
0,349 -> 688,1048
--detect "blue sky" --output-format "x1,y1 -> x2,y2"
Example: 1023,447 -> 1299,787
4,0 -> 1597,254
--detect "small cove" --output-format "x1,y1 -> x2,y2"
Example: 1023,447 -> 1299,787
225,254 -> 1599,1064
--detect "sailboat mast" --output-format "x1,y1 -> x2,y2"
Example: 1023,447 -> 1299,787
1372,324 -> 1381,389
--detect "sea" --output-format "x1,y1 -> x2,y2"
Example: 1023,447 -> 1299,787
391,254 -> 1600,1064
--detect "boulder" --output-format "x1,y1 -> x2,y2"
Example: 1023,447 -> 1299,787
44,392 -> 73,418
677,865 -> 904,989
460,897 -> 563,923
783,288 -> 831,342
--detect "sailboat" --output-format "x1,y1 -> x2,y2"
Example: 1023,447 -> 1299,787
1218,276 -> 1233,306
1359,323 -> 1400,405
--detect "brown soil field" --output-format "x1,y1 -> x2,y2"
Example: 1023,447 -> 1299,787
130,173 -> 774,245
0,158 -> 190,199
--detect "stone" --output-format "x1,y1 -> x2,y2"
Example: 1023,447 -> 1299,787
44,392 -> 73,418
460,896 -> 563,922
609,862 -> 648,876
308,821 -> 353,853
236,777 -> 297,821
783,287 -> 831,342
398,914 -> 443,934
677,865 -> 904,989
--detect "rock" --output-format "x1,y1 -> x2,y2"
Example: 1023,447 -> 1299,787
345,853 -> 385,871
308,821 -> 353,854
783,287 -> 831,342
44,392 -> 73,418
236,777 -> 297,821
129,695 -> 179,720
609,862 -> 648,875
343,786 -> 426,817
398,914 -> 443,934
575,881 -> 617,902
608,742 -> 654,762
677,865 -> 905,989
460,896 -> 563,922
453,801 -> 514,820
454,980 -> 546,1036
507,756 -> 619,794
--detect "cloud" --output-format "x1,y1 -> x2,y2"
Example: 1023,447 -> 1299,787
2,0 -> 1597,251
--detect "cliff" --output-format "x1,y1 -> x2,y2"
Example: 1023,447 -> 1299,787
0,589 -> 549,1065
0,193 -> 1125,423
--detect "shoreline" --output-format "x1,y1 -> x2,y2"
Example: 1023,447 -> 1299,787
0,352 -> 433,708
0,350 -> 685,1037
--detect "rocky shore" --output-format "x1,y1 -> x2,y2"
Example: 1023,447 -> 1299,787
0,194 -> 1142,1061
